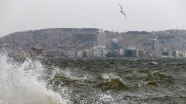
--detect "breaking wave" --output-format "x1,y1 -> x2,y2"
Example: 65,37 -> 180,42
0,54 -> 69,104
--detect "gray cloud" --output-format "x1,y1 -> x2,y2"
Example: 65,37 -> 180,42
0,0 -> 186,36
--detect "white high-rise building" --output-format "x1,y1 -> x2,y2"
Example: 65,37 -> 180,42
152,38 -> 158,50
152,38 -> 158,57
111,38 -> 119,51
96,30 -> 106,47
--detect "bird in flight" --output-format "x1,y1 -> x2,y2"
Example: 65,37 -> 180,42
119,4 -> 127,19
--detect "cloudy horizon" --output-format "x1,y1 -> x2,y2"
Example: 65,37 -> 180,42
0,0 -> 186,36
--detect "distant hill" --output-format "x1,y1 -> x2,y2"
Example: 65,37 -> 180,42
0,28 -> 186,51
0,28 -> 98,50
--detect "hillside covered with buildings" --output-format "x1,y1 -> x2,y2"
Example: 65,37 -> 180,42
0,28 -> 186,59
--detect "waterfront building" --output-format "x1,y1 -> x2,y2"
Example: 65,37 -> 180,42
68,50 -> 76,58
183,51 -> 186,57
152,50 -> 158,57
172,50 -> 178,57
177,51 -> 186,57
161,51 -> 172,57
119,49 -> 124,57
92,46 -> 107,57
152,38 -> 158,57
152,38 -> 158,50
111,38 -> 119,51
143,51 -> 153,58
9,50 -> 25,58
124,46 -> 138,57
75,51 -> 83,58
138,49 -> 144,57
46,50 -> 63,58
83,50 -> 92,57
96,30 -> 106,47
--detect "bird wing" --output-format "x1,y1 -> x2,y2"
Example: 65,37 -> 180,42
119,4 -> 122,11
121,11 -> 127,18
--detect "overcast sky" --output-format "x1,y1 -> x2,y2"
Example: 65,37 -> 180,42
0,0 -> 186,36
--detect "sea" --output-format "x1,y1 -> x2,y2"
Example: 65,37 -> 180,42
1,54 -> 186,104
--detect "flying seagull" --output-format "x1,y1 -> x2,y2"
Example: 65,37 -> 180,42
119,4 -> 127,19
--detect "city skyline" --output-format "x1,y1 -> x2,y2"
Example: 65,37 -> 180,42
0,0 -> 186,36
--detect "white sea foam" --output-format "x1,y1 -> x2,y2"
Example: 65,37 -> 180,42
102,73 -> 123,81
52,68 -> 88,81
99,91 -> 116,104
102,73 -> 115,80
0,54 -> 69,104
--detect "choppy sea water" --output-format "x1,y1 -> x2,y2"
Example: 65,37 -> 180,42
1,54 -> 186,104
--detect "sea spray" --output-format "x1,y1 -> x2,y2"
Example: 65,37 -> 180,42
0,54 -> 69,104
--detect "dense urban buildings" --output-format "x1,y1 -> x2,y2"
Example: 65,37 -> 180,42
1,28 -> 186,59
